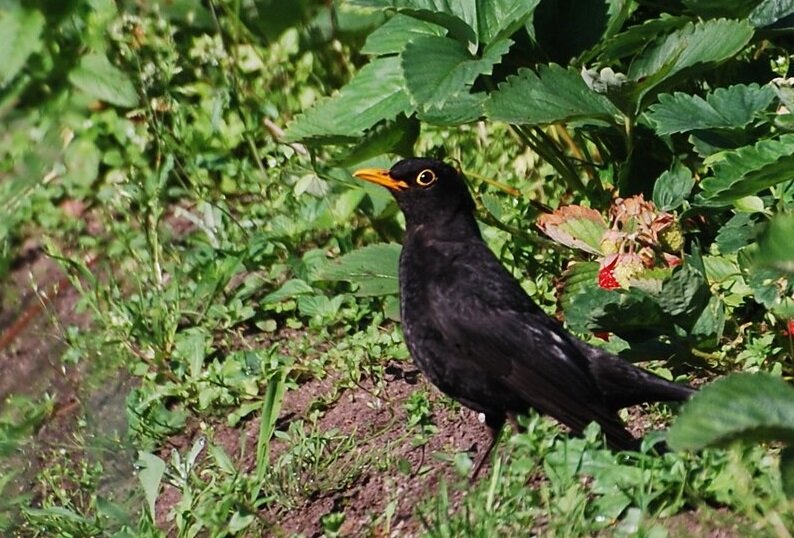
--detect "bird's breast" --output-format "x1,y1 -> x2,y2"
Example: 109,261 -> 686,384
398,235 -> 466,389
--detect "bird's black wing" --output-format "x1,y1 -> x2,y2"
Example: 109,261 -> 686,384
425,240 -> 634,443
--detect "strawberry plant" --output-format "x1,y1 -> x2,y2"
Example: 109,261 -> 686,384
287,1 -> 794,350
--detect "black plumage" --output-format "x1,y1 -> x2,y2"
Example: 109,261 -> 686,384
354,158 -> 695,474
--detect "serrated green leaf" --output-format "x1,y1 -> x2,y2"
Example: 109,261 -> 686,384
476,0 -> 540,44
628,267 -> 672,294
745,266 -> 789,308
0,7 -> 44,88
68,53 -> 139,107
317,243 -> 401,296
173,327 -> 210,379
298,295 -> 344,319
652,161 -> 694,211
416,91 -> 487,125
668,373 -> 794,451
564,262 -> 711,337
715,213 -> 758,253
486,64 -> 621,125
560,261 -> 600,312
757,214 -> 794,273
330,114 -> 419,167
350,0 -> 478,44
655,263 -> 710,320
647,84 -> 775,136
284,57 -> 412,143
703,254 -> 742,283
564,285 -> 667,336
597,15 -> 688,63
750,0 -> 794,28
699,134 -> 794,203
682,0 -> 763,18
687,130 -> 750,158
351,0 -> 537,45
629,19 -> 754,94
689,295 -> 725,349
605,0 -> 633,37
402,36 -> 510,109
361,14 -> 447,55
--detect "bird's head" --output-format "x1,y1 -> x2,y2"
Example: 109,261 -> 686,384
353,158 -> 476,227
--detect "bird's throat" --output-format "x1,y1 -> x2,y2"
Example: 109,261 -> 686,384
404,207 -> 481,243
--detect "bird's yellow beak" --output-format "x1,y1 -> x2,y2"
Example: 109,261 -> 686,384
353,168 -> 409,191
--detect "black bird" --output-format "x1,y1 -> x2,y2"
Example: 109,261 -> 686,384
353,158 -> 695,476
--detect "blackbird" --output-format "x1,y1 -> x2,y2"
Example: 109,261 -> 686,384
353,158 -> 695,475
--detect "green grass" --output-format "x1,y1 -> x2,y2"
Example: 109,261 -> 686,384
1,1 -> 792,537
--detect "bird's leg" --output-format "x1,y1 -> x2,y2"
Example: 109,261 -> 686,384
470,414 -> 505,481
507,414 -> 523,433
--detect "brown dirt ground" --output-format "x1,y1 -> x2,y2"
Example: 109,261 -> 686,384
265,365 -> 491,537
155,361 -> 493,537
0,242 -> 123,526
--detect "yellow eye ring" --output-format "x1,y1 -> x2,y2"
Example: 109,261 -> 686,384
416,169 -> 437,186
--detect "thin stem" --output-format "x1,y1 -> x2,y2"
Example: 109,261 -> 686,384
531,126 -> 587,192
511,124 -> 587,194
476,209 -> 564,251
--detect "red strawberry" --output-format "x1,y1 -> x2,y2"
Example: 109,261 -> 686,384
786,319 -> 794,336
598,256 -> 620,290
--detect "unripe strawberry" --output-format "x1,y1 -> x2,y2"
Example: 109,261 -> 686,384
613,256 -> 644,288
659,222 -> 684,252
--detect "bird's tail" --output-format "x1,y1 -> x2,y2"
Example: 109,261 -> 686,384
583,345 -> 697,410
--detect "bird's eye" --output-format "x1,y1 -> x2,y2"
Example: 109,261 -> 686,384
416,169 -> 437,187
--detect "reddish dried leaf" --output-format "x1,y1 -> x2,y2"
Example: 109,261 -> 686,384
537,205 -> 608,255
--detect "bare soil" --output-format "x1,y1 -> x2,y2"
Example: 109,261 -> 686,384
265,364 -> 491,537
0,238 -> 138,528
154,361 -> 492,537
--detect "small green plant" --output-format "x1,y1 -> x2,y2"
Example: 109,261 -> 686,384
404,389 -> 438,446
22,452 -> 139,537
267,416 -> 372,508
